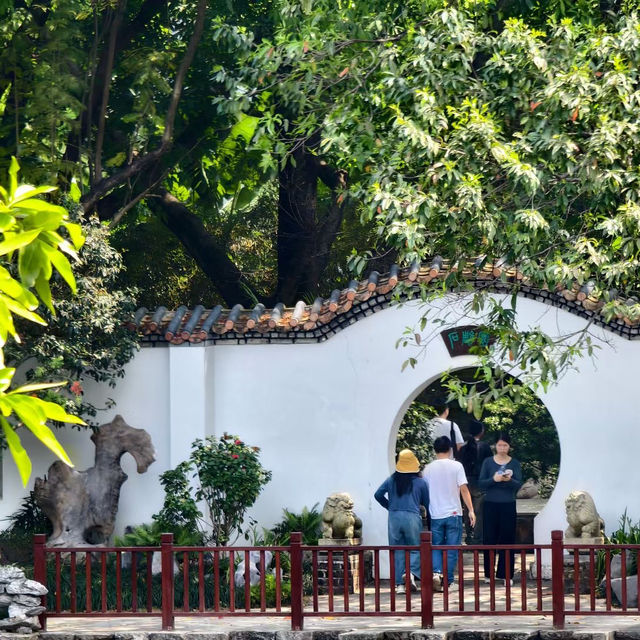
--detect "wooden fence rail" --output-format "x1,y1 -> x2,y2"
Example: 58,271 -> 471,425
32,531 -> 640,631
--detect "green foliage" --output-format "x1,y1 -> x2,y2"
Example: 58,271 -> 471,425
0,158 -> 86,483
4,212 -> 138,424
268,504 -> 322,546
191,434 -> 272,545
396,401 -> 436,467
250,573 -> 291,607
0,491 -> 52,564
152,461 -> 203,537
155,433 -> 272,546
595,509 -> 640,587
246,1 -> 640,404
115,522 -> 203,548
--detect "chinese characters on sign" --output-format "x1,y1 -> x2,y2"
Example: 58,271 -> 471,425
440,325 -> 493,357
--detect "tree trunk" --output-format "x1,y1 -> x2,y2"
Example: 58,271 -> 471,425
276,147 -> 347,305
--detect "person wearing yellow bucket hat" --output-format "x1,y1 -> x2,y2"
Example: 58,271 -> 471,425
374,449 -> 429,594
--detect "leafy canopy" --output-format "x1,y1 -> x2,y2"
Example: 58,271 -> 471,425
240,1 -> 640,403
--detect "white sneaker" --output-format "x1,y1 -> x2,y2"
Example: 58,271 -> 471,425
483,577 -> 491,584
396,583 -> 406,595
432,573 -> 444,592
410,573 -> 418,592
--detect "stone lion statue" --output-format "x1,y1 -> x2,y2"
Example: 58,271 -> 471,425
565,490 -> 605,540
321,492 -> 363,540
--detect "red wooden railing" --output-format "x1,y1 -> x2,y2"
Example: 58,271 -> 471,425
33,530 -> 640,631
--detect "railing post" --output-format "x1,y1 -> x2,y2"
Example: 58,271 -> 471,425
33,534 -> 47,631
420,531 -> 434,628
161,533 -> 175,631
290,531 -> 304,630
551,529 -> 565,629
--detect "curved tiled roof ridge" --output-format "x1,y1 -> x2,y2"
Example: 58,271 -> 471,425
132,257 -> 640,345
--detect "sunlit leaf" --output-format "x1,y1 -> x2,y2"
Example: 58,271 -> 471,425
1,417 -> 31,487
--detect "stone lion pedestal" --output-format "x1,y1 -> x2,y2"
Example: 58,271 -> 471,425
529,490 -> 606,594
316,493 -> 371,594
316,538 -> 368,595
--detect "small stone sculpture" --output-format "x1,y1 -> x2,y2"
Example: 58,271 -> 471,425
34,415 -> 156,548
516,478 -> 540,499
0,565 -> 47,632
320,492 -> 362,541
565,490 -> 605,542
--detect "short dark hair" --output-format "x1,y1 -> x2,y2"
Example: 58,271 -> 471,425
434,435 -> 452,454
495,431 -> 511,445
469,419 -> 484,437
433,397 -> 449,415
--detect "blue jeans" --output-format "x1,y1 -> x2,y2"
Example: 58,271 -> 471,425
388,510 -> 422,584
431,515 -> 463,584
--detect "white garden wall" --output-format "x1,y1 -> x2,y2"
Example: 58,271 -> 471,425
1,294 -> 638,553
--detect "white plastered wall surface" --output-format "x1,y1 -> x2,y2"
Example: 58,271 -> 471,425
1,294 -> 638,554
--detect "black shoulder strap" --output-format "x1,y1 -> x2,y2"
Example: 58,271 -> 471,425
450,421 -> 457,459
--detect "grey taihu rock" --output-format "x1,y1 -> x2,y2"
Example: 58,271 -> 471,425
0,617 -> 39,632
9,596 -> 40,608
34,414 -> 156,548
0,569 -> 24,584
6,580 -> 47,597
609,575 -> 639,608
8,603 -> 45,619
610,553 -> 637,579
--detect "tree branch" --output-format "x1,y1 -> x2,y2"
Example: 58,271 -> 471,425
93,0 -> 127,184
149,189 -> 256,307
80,0 -> 208,214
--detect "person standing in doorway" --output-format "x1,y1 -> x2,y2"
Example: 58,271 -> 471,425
374,449 -> 430,594
427,399 -> 464,459
460,419 -> 493,545
423,436 -> 476,590
478,431 -> 523,584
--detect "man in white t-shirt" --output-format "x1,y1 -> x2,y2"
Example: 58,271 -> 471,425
423,436 -> 476,590
427,401 -> 464,459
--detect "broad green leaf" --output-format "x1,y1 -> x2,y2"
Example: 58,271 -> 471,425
64,222 -> 85,250
34,274 -> 53,314
30,397 -> 86,425
0,297 -> 17,344
8,157 -> 18,200
0,367 -> 15,392
69,180 -> 81,203
11,185 -> 57,204
0,229 -> 41,256
10,381 -> 66,394
17,205 -> 66,229
0,272 -> 31,301
46,246 -> 77,292
5,395 -> 73,466
1,418 -> 31,487
0,213 -> 14,232
2,295 -> 46,325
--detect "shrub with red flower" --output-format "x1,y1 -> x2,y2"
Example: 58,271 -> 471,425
157,433 -> 272,546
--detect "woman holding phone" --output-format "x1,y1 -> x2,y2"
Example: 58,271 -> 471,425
478,431 -> 522,585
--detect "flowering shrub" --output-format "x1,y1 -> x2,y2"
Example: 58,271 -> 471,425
154,433 -> 271,546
